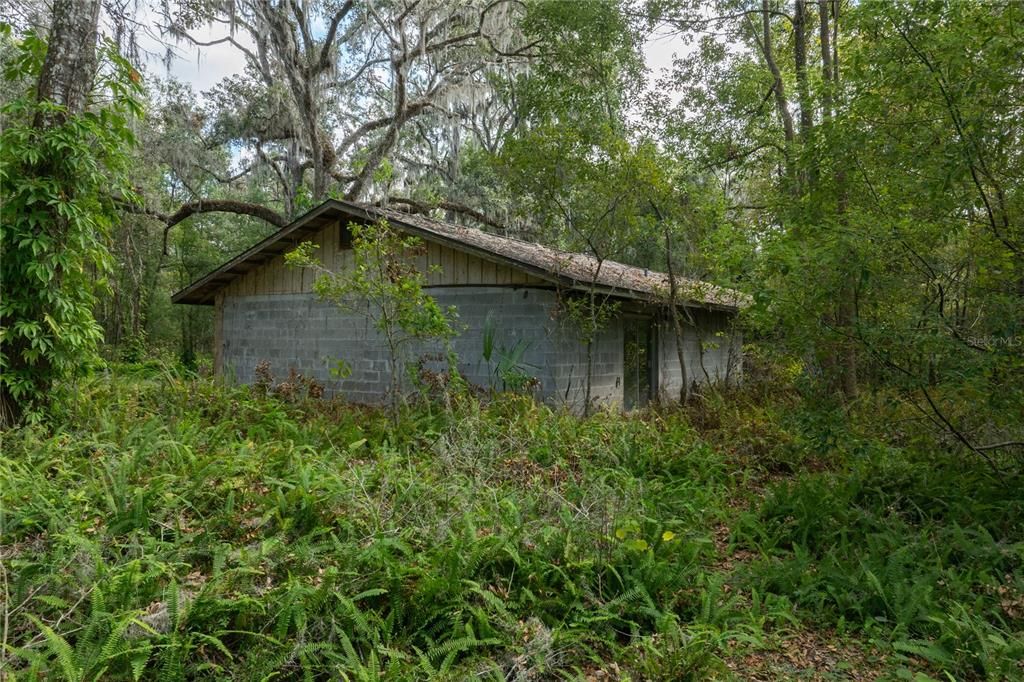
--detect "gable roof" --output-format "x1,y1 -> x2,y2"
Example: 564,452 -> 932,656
171,199 -> 749,310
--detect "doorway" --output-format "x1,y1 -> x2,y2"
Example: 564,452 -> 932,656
623,317 -> 656,409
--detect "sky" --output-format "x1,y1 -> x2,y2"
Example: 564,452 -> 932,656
141,19 -> 685,98
140,22 -> 254,93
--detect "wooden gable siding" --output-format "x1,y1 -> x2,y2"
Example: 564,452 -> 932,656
222,219 -> 547,298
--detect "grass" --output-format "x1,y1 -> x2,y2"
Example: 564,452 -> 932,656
1,364 -> 1022,680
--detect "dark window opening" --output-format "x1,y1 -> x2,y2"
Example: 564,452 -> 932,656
623,317 -> 656,409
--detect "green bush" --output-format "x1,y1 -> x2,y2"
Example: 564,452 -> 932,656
734,452 -> 1024,679
2,370 -> 1020,679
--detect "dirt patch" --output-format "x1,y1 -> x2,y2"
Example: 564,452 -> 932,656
710,521 -> 759,573
723,628 -> 889,681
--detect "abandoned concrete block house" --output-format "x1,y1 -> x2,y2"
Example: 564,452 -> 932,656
173,199 -> 747,410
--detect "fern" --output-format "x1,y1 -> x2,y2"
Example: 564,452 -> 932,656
129,647 -> 151,681
28,616 -> 81,682
97,613 -> 135,663
7,366 -> 1021,680
424,621 -> 501,671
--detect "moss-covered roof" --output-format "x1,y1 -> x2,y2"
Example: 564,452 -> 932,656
172,199 -> 749,310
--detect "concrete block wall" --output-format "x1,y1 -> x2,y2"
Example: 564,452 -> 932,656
220,287 -> 568,404
429,287 -> 562,398
550,320 -> 624,411
657,309 -> 742,400
219,288 -> 741,410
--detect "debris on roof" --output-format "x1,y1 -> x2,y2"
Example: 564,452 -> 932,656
371,204 -> 749,309
172,199 -> 750,310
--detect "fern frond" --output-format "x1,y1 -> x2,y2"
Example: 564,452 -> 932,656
193,632 -> 234,660
28,615 -> 81,682
129,645 -> 152,681
425,635 -> 500,664
98,613 -> 136,664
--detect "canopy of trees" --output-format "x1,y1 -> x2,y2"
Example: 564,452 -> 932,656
1,0 -> 1021,457
3,3 -> 1024,679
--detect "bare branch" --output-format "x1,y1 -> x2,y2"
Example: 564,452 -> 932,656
315,0 -> 355,73
381,196 -> 507,232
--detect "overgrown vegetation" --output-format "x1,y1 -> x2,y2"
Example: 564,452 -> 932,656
285,219 -> 459,414
0,24 -> 142,425
2,1 -> 1023,679
3,364 -> 1021,680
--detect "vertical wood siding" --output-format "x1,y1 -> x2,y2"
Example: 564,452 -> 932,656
222,219 -> 548,298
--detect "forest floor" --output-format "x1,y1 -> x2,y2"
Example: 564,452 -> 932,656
2,363 -> 1022,680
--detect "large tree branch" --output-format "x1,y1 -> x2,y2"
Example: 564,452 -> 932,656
287,0 -> 315,55
194,162 -> 257,185
314,0 -> 356,74
380,196 -> 507,232
345,63 -> 408,200
120,199 -> 287,255
330,56 -> 389,91
396,28 -> 481,68
164,199 -> 286,230
335,95 -> 437,160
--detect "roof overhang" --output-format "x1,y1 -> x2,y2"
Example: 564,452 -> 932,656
172,199 -> 748,311
171,201 -> 356,305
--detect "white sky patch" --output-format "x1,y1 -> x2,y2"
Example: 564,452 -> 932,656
140,17 -> 688,104
163,40 -> 250,92
642,26 -> 690,108
135,13 -> 256,94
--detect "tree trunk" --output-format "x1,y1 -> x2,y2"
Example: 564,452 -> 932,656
793,0 -> 813,141
828,10 -> 858,402
1,0 -> 102,426
818,0 -> 833,118
664,228 -> 691,403
33,0 -> 101,126
759,0 -> 795,146
582,264 -> 606,416
584,335 -> 594,416
837,277 -> 859,401
793,0 -> 814,193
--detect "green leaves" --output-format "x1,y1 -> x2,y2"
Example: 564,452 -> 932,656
0,24 -> 142,424
288,219 -> 458,412
28,616 -> 82,682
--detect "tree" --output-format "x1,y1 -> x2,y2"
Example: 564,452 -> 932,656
0,10 -> 143,425
651,0 -> 1023,455
153,0 -> 538,225
651,0 -> 860,399
285,219 -> 457,414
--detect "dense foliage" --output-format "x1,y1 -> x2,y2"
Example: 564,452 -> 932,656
2,0 -> 1010,454
652,0 -> 1023,444
0,26 -> 141,424
2,1 -> 1023,678
2,366 -> 1022,679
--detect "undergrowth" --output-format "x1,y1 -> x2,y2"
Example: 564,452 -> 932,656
1,365 -> 1021,680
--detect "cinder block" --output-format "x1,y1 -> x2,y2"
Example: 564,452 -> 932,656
219,287 -> 740,410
